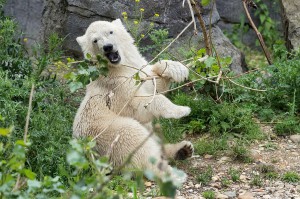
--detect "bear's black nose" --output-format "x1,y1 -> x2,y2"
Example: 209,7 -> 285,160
103,44 -> 113,52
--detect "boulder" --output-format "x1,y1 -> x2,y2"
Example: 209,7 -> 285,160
4,0 -> 247,73
280,0 -> 300,50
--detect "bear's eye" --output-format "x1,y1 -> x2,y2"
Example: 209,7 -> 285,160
109,31 -> 113,35
93,39 -> 97,43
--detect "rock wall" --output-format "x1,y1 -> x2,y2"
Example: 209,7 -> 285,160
280,0 -> 300,50
4,0 -> 247,73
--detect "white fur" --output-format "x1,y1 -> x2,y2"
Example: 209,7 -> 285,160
73,19 -> 193,180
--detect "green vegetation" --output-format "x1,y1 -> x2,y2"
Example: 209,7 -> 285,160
229,168 -> 241,182
282,172 -> 300,183
202,190 -> 215,199
250,174 -> 263,187
197,166 -> 213,186
1,0 -> 300,197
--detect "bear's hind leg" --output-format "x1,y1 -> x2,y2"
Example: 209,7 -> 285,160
105,117 -> 174,179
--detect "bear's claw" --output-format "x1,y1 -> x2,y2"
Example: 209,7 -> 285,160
175,141 -> 194,160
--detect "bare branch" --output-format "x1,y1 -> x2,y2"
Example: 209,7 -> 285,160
148,21 -> 194,64
242,0 -> 272,65
144,77 -> 157,108
190,0 -> 212,55
13,83 -> 35,192
227,78 -> 267,92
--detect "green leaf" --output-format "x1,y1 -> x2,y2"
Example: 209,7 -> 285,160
204,57 -> 216,68
16,140 -> 29,147
64,72 -> 77,81
0,126 -> 13,136
23,169 -> 37,180
133,73 -> 141,82
201,0 -> 211,6
86,53 -> 92,59
69,82 -> 83,93
260,15 -> 266,23
0,127 -> 11,136
196,48 -> 206,57
96,54 -> 108,65
67,150 -> 89,169
99,66 -> 109,77
27,179 -> 42,189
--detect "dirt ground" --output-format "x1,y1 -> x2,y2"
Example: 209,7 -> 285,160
144,125 -> 300,199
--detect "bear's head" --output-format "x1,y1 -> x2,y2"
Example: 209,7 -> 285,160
76,19 -> 134,66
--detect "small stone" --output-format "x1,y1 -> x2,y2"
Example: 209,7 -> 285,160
216,193 -> 229,199
175,196 -> 186,199
224,191 -> 236,198
290,134 -> 300,143
204,154 -> 213,159
188,181 -> 194,187
239,174 -> 247,182
195,184 -> 201,189
212,175 -> 220,182
238,191 -> 255,199
218,156 -> 231,163
262,195 -> 271,199
211,182 -> 222,189
144,181 -> 152,187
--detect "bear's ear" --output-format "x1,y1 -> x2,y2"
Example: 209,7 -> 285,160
112,18 -> 124,27
76,34 -> 93,58
76,35 -> 87,49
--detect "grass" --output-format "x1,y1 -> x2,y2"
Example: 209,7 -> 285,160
231,144 -> 253,163
197,166 -> 213,186
229,168 -> 240,182
202,190 -> 215,199
250,175 -> 263,187
282,171 -> 300,183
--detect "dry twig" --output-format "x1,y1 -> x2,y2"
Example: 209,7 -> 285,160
242,0 -> 272,65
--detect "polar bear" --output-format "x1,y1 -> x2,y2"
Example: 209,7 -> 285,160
73,19 -> 193,179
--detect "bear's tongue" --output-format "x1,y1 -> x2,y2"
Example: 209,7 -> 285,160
105,51 -> 121,64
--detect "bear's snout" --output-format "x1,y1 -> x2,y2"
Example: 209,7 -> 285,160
103,44 -> 113,52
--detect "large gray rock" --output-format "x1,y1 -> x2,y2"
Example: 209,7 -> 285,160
280,0 -> 300,50
4,0 -> 45,49
3,0 -> 247,73
172,26 -> 247,73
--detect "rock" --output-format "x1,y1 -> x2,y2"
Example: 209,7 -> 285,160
262,195 -> 271,199
4,0 -> 248,74
224,191 -> 237,198
216,193 -> 229,199
204,154 -> 213,159
218,156 -> 232,163
144,181 -> 152,187
212,175 -> 220,182
280,0 -> 300,50
238,191 -> 255,199
290,134 -> 300,143
195,184 -> 201,189
239,174 -> 248,182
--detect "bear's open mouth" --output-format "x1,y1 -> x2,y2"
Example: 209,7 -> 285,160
105,51 -> 121,64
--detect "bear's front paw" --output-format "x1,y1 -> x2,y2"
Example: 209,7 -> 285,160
175,141 -> 194,160
153,60 -> 189,82
163,106 -> 191,119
